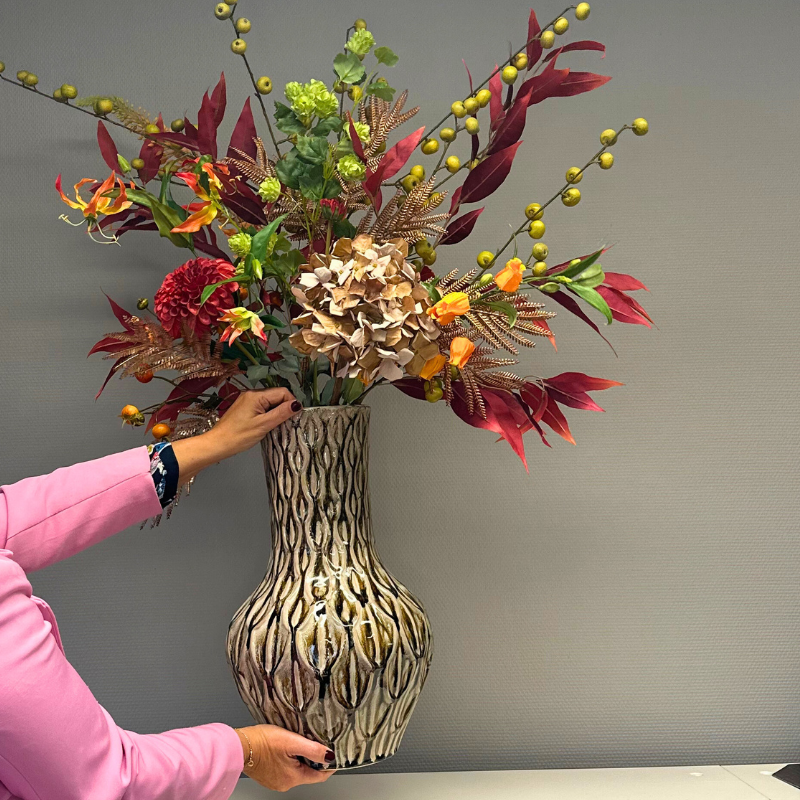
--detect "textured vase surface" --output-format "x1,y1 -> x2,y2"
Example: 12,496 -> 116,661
226,405 -> 433,770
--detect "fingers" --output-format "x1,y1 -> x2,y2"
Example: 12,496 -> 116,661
286,732 -> 334,765
258,399 -> 302,433
249,388 -> 296,413
296,764 -> 336,784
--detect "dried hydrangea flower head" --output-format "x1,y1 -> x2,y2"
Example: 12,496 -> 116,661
289,234 -> 440,384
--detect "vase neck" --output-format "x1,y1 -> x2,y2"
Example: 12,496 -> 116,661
261,406 -> 372,557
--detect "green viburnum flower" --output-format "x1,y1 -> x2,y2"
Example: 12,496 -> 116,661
349,121 -> 371,143
228,232 -> 252,258
314,89 -> 338,118
258,177 -> 281,203
284,81 -> 303,102
346,29 -> 375,57
337,154 -> 366,182
291,93 -> 316,119
306,79 -> 327,99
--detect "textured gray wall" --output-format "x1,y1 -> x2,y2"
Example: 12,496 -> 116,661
1,0 -> 799,775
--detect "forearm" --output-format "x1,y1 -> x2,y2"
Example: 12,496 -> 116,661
0,553 -> 243,800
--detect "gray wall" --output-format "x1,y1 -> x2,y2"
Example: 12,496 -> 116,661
1,0 -> 799,775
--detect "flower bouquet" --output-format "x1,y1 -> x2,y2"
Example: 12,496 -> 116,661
1,1 -> 654,768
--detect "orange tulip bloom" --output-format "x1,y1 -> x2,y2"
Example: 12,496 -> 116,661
56,172 -> 132,223
449,336 -> 475,368
426,291 -> 470,325
419,353 -> 447,380
494,257 -> 525,292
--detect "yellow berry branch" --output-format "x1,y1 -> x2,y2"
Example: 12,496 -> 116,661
485,121 -> 647,271
0,72 -> 167,145
223,5 -> 283,158
420,4 -> 580,142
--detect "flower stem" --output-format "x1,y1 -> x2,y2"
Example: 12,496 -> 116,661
227,15 -> 282,158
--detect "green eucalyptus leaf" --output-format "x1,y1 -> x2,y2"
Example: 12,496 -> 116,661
342,377 -> 364,404
374,46 -> 399,66
247,365 -> 272,385
333,52 -> 366,83
567,282 -> 613,324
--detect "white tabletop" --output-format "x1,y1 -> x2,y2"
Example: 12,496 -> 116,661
231,764 -> 797,799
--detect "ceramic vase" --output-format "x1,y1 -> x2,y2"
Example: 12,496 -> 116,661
226,405 -> 433,770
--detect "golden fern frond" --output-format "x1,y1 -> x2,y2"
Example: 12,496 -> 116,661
75,96 -> 155,135
369,179 -> 449,243
361,90 -> 419,158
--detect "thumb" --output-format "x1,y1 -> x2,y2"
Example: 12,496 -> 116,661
285,733 -> 334,765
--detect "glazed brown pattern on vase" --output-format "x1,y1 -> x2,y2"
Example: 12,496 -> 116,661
226,406 -> 433,770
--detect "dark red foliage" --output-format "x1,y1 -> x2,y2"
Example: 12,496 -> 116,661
460,141 -> 522,204
439,207 -> 484,245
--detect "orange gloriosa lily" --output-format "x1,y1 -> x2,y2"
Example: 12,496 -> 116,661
56,172 -> 132,225
449,336 -> 475,368
171,161 -> 229,234
495,258 -> 524,293
426,291 -> 470,325
219,307 -> 267,346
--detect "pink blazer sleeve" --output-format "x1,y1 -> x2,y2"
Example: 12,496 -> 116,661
0,449 -> 244,800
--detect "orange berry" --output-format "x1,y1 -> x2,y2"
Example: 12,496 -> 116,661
152,423 -> 171,439
120,404 -> 140,420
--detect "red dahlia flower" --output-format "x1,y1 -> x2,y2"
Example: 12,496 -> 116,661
154,257 -> 238,338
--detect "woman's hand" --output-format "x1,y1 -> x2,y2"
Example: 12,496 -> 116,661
235,724 -> 336,792
171,389 -> 301,483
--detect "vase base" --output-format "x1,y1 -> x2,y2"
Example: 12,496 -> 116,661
298,750 -> 398,772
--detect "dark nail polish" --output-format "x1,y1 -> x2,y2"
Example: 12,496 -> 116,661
291,401 -> 302,412
324,750 -> 335,762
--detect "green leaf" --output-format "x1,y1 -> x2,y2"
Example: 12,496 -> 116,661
295,136 -> 329,165
200,276 -> 240,305
251,214 -> 287,262
158,170 -> 172,204
247,365 -> 272,385
567,282 -> 613,324
258,312 -> 285,329
273,102 -> 307,135
342,377 -> 364,404
322,180 -> 342,200
558,249 -> 604,279
575,269 -> 605,289
365,82 -> 396,101
150,200 -> 192,249
332,218 -> 357,238
124,188 -> 157,210
274,148 -> 304,189
374,46 -> 399,66
319,375 -> 336,405
333,52 -> 366,84
484,300 -> 518,327
312,116 -> 343,136
268,249 -> 304,280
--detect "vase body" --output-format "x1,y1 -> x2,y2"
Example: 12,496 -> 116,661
226,406 -> 433,770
